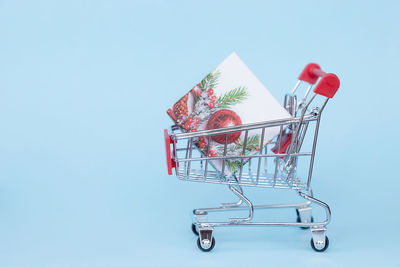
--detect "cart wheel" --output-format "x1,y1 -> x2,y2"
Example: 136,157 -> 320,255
296,215 -> 314,229
191,223 -> 199,236
311,236 -> 329,252
197,237 -> 215,252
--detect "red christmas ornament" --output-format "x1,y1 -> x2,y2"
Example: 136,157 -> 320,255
206,109 -> 242,144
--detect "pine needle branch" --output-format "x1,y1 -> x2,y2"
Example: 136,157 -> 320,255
234,134 -> 261,152
225,159 -> 242,172
216,87 -> 248,109
209,71 -> 220,89
199,71 -> 220,91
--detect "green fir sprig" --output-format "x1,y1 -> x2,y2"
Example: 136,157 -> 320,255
226,160 -> 243,172
216,87 -> 248,109
200,71 -> 221,91
224,134 -> 261,173
230,134 -> 261,152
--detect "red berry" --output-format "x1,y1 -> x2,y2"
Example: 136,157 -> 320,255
208,148 -> 216,157
187,117 -> 193,124
208,102 -> 215,108
199,140 -> 207,147
210,95 -> 217,101
195,117 -> 200,124
184,122 -> 191,130
209,151 -> 216,157
191,128 -> 197,132
207,88 -> 214,96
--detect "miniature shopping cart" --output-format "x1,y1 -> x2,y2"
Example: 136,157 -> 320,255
164,63 -> 340,252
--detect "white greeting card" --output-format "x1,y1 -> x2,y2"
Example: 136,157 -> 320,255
167,52 -> 291,177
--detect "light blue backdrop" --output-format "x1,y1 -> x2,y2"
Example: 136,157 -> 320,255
0,0 -> 399,266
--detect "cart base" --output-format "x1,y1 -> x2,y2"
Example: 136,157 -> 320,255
191,189 -> 330,252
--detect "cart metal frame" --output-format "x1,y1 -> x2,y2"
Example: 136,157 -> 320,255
164,63 -> 340,252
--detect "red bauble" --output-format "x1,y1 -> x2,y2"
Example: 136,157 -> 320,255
206,109 -> 242,144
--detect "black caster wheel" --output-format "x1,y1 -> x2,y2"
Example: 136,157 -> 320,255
296,209 -> 313,229
311,236 -> 329,252
191,223 -> 199,236
197,237 -> 215,252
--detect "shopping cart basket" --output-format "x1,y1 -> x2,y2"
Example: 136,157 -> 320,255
164,63 -> 340,252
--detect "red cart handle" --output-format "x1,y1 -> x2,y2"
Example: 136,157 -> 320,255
299,63 -> 340,98
164,129 -> 176,175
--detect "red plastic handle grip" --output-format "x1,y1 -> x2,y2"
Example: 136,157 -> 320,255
313,73 -> 340,99
299,63 -> 322,84
164,129 -> 176,175
299,63 -> 340,98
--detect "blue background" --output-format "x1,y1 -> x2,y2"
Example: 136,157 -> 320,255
0,0 -> 399,266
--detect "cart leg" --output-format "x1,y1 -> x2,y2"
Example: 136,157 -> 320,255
296,206 -> 313,227
197,227 -> 215,252
192,210 -> 208,236
227,184 -> 254,222
310,226 -> 329,252
220,184 -> 243,208
193,184 -> 254,222
297,190 -> 331,226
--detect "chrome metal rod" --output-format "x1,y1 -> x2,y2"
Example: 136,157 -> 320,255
176,152 -> 312,162
194,202 -> 312,213
228,184 -> 254,222
296,121 -> 309,153
172,115 -> 317,140
298,190 -> 331,226
239,130 -> 249,181
303,84 -> 313,102
256,128 -> 266,183
307,98 -> 329,189
291,80 -> 301,94
220,184 -> 243,208
307,114 -> 322,189
203,136 -> 211,180
273,125 -> 284,181
221,134 -> 228,178
194,221 -> 325,227
186,137 -> 193,176
287,94 -> 316,156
